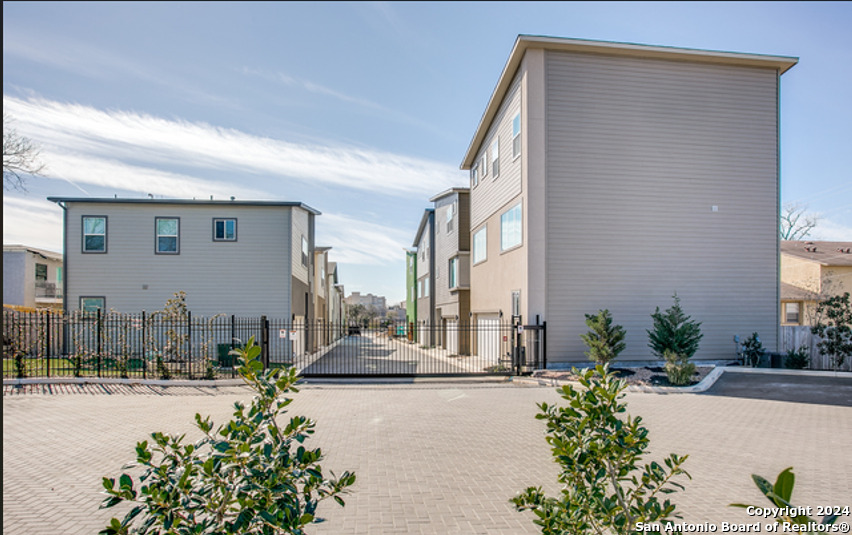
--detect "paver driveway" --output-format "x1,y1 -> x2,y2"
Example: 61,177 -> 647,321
3,379 -> 851,534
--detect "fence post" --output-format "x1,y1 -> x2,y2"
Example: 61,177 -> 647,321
141,311 -> 147,379
261,315 -> 270,370
46,312 -> 52,377
187,311 -> 193,379
542,321 -> 547,370
97,308 -> 103,377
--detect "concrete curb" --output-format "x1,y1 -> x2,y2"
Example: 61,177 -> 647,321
512,365 -> 852,393
3,376 -> 247,387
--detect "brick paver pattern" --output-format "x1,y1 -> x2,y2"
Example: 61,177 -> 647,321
3,381 -> 851,534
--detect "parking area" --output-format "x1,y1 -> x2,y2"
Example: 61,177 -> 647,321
3,374 -> 851,534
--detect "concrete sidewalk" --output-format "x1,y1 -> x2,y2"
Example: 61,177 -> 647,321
3,380 -> 851,534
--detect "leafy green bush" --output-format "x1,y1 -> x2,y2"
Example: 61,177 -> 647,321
99,337 -> 355,534
663,350 -> 696,386
741,333 -> 765,367
512,365 -> 690,534
731,467 -> 840,534
647,294 -> 703,360
811,292 -> 852,368
580,309 -> 626,364
785,345 -> 810,370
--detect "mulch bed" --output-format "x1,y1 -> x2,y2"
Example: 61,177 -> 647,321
532,366 -> 715,387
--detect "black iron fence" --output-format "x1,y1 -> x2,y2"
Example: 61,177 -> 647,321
2,309 -> 545,379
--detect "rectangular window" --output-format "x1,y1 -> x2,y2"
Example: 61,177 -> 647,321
80,296 -> 105,312
446,203 -> 454,233
512,290 -> 521,317
491,138 -> 500,178
424,277 -> 429,297
213,218 -> 237,241
473,226 -> 487,264
155,218 -> 180,254
35,263 -> 48,281
501,203 -> 522,251
480,154 -> 487,178
301,236 -> 309,266
56,266 -> 62,284
512,113 -> 521,159
784,302 -> 801,324
471,164 -> 479,187
449,258 -> 458,288
82,216 -> 107,253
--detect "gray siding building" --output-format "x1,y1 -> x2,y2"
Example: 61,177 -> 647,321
48,197 -> 319,319
461,35 -> 798,364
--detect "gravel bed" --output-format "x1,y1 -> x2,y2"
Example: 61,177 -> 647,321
532,365 -> 715,387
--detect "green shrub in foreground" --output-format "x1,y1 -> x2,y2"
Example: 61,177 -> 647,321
512,365 -> 690,535
580,309 -> 626,364
663,349 -> 696,386
99,336 -> 355,534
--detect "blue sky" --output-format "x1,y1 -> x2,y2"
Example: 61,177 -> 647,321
4,1 -> 851,305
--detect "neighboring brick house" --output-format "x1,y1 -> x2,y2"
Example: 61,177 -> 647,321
47,197 -> 319,322
460,35 -> 798,364
781,241 -> 852,326
3,244 -> 64,310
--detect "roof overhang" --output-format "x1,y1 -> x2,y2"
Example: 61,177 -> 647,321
46,197 -> 322,215
461,35 -> 799,169
412,208 -> 434,247
428,187 -> 470,203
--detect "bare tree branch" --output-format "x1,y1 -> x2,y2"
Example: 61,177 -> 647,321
780,202 -> 819,240
3,114 -> 47,192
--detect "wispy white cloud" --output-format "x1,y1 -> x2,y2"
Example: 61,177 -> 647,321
809,218 -> 852,241
2,197 -> 64,253
4,96 -> 462,198
318,213 -> 410,266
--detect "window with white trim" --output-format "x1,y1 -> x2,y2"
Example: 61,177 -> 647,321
301,236 -> 309,266
473,226 -> 487,264
446,203 -> 454,233
512,112 -> 521,159
480,154 -> 487,178
82,216 -> 107,253
490,138 -> 500,177
213,218 -> 237,241
784,302 -> 801,324
470,164 -> 479,187
156,218 -> 179,254
449,257 -> 458,288
500,202 -> 522,251
80,296 -> 105,312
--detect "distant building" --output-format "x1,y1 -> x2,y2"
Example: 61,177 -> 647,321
345,291 -> 387,316
387,302 -> 407,323
3,244 -> 64,310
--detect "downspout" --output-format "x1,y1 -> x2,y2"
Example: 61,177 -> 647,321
775,68 -> 781,354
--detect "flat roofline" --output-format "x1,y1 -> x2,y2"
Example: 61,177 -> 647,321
46,197 -> 321,215
461,34 -> 799,169
429,187 -> 470,203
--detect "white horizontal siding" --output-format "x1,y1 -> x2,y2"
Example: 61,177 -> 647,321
544,50 -> 780,362
470,72 -> 523,230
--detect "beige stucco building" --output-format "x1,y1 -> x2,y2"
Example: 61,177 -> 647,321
461,35 -> 798,364
781,241 -> 852,326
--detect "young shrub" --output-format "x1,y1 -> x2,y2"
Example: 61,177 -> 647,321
647,294 -> 703,360
663,350 -> 696,386
741,333 -> 765,367
579,309 -> 627,364
99,336 -> 355,535
512,365 -> 690,535
785,345 -> 810,370
731,467 -> 841,534
811,292 -> 852,369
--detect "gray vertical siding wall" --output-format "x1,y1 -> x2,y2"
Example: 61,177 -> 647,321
3,252 -> 28,306
433,193 -> 459,315
543,50 -> 780,362
64,202 -> 294,317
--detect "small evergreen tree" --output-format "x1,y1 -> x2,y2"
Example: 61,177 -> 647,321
741,333 -> 765,368
580,309 -> 626,364
647,294 -> 703,360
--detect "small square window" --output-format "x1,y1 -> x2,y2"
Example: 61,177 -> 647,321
80,296 -> 105,312
784,302 -> 800,324
213,218 -> 237,241
156,218 -> 180,254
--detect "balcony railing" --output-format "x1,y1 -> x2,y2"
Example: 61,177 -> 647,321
35,282 -> 63,299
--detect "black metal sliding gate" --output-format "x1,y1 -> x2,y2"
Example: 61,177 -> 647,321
3,310 -> 545,379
